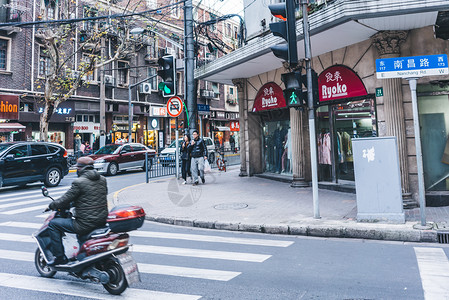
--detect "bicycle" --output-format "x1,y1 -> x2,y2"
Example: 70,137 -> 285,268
216,148 -> 227,172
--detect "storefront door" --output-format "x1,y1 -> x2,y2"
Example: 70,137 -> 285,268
316,98 -> 377,182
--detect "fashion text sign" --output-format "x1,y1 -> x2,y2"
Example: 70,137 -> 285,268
318,66 -> 367,103
0,95 -> 19,120
252,82 -> 286,112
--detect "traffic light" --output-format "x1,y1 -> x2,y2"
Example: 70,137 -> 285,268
301,69 -> 319,106
268,0 -> 297,66
281,71 -> 305,108
157,55 -> 176,97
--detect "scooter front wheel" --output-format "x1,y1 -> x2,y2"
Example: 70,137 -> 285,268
34,248 -> 56,278
101,258 -> 127,295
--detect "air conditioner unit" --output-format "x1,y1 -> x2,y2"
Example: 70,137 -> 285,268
104,75 -> 115,87
165,47 -> 175,55
139,83 -> 152,94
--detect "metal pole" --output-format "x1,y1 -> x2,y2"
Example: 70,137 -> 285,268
145,151 -> 149,183
408,78 -> 426,226
175,129 -> 179,179
128,87 -> 133,142
302,1 -> 320,219
184,0 -> 197,135
100,37 -> 106,135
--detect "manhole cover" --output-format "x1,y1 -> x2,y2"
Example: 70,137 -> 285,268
214,203 -> 248,210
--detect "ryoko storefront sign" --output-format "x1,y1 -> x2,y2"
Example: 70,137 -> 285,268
252,82 -> 286,112
318,65 -> 367,103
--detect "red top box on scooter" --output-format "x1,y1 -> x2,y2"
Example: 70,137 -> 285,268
107,205 -> 146,232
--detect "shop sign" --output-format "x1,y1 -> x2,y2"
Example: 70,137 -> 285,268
252,82 -> 286,112
211,111 -> 226,119
150,106 -> 167,117
318,65 -> 367,103
73,122 -> 100,133
39,107 -> 73,115
0,95 -> 19,120
230,121 -> 240,131
225,112 -> 239,119
150,118 -> 159,129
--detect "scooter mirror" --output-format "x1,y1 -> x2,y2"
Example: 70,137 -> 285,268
41,186 -> 49,197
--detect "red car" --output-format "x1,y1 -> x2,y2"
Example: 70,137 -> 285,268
89,143 -> 156,176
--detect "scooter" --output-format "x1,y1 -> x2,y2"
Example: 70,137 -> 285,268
32,186 -> 145,295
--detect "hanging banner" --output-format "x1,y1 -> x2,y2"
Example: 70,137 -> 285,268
318,65 -> 367,103
252,82 -> 286,112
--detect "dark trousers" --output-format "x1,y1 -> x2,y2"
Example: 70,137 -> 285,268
48,218 -> 77,258
181,158 -> 191,181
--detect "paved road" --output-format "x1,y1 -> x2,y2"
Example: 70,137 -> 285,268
0,172 -> 448,299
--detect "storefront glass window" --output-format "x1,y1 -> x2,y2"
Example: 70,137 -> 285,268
418,94 -> 449,191
262,120 -> 292,174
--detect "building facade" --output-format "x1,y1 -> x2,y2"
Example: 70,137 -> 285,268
0,0 -> 240,153
196,0 -> 449,207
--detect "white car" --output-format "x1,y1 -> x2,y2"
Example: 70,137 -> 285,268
160,137 -> 216,166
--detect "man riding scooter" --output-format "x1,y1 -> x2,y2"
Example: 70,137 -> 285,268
46,156 -> 108,266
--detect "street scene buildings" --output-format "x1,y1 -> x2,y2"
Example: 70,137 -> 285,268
0,0 -> 240,153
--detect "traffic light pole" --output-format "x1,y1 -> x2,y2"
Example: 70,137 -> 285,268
301,1 -> 320,219
184,0 -> 197,136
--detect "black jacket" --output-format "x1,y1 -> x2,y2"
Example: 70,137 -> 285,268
181,141 -> 191,160
49,167 -> 108,234
188,138 -> 208,158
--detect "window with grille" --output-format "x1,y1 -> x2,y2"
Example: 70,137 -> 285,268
0,39 -> 8,70
117,61 -> 129,86
39,47 -> 51,77
148,67 -> 158,90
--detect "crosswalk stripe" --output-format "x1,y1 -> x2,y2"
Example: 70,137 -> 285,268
0,221 -> 294,248
0,186 -> 68,199
0,272 -> 202,300
36,213 -> 50,218
133,244 -> 271,262
0,249 -> 240,281
138,263 -> 240,281
0,233 -> 271,262
0,198 -> 50,210
0,190 -> 67,203
131,231 -> 294,247
0,204 -> 48,215
414,247 -> 449,300
0,221 -> 41,229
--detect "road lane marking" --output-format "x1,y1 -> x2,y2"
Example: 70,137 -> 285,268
414,247 -> 449,300
0,198 -> 50,210
0,249 -> 240,281
133,244 -> 271,262
0,232 -> 271,262
131,231 -> 294,247
0,204 -> 48,215
0,221 -> 294,247
0,190 -> 67,203
0,272 -> 201,300
0,186 -> 68,199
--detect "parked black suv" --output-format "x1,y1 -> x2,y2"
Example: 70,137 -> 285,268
0,142 -> 69,188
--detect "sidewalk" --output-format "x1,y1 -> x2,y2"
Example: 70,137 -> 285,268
110,165 -> 447,243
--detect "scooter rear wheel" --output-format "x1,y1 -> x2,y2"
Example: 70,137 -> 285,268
34,248 -> 56,278
102,258 -> 127,295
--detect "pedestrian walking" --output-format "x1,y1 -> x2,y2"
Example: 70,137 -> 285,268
181,134 -> 192,184
229,134 -> 235,153
188,130 -> 208,185
79,141 -> 86,156
84,141 -> 92,155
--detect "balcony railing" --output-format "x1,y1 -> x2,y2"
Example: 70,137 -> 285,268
0,8 -> 21,23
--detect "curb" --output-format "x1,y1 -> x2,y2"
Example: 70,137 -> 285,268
144,215 -> 438,243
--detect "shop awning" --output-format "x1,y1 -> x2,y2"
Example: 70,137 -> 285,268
0,122 -> 25,132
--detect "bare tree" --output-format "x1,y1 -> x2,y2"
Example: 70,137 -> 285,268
35,1 -> 136,141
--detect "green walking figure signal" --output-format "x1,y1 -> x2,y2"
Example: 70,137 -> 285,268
290,92 -> 298,104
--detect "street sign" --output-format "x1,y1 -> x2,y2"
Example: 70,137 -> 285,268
376,54 -> 449,79
167,96 -> 184,118
375,87 -> 383,97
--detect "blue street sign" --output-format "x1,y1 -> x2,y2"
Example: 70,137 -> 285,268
376,54 -> 449,79
197,104 -> 210,112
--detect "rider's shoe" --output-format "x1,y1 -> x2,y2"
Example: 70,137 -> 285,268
48,256 -> 68,267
